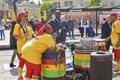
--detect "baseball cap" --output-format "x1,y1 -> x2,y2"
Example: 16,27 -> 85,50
110,12 -> 118,18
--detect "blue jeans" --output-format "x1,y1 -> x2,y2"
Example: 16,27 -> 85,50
69,29 -> 74,39
0,30 -> 5,39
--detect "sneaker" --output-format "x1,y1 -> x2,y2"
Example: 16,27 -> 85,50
18,77 -> 23,80
10,63 -> 16,67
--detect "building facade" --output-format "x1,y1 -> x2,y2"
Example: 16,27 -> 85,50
101,0 -> 120,6
52,0 -> 120,8
0,1 -> 8,18
17,1 -> 39,18
42,0 -> 53,2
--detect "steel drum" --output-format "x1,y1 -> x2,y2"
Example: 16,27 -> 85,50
41,50 -> 66,80
74,38 -> 97,80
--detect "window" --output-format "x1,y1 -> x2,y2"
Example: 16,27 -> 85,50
54,2 -> 60,8
2,4 -> 4,10
58,2 -> 60,8
64,1 -> 68,7
70,1 -> 73,6
54,2 -> 57,8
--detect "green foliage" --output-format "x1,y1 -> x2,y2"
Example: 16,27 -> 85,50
40,2 -> 53,19
87,0 -> 101,6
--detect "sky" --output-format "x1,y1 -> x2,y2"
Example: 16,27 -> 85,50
29,0 -> 42,4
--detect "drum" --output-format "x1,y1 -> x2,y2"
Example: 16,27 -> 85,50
42,50 -> 66,80
74,38 -> 97,80
74,52 -> 90,71
74,51 -> 92,80
94,39 -> 106,51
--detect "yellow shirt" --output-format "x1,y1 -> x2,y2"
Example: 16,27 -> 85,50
111,20 -> 120,49
21,33 -> 61,64
13,23 -> 34,54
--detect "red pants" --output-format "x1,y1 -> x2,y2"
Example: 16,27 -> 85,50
25,61 -> 42,78
19,54 -> 25,68
113,49 -> 120,60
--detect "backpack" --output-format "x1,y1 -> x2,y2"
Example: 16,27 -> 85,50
10,22 -> 26,49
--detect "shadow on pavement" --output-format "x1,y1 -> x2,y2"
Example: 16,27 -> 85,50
10,67 -> 18,76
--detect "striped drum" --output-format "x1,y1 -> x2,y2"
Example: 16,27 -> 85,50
42,50 -> 66,80
74,38 -> 97,79
74,52 -> 90,71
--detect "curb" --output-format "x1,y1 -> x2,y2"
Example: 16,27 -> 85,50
0,45 -> 11,50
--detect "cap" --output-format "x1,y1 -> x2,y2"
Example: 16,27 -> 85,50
17,12 -> 26,22
110,12 -> 118,18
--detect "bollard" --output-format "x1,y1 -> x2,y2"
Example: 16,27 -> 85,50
90,51 -> 112,80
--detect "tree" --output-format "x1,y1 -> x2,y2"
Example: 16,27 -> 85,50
40,2 -> 53,19
87,0 -> 101,6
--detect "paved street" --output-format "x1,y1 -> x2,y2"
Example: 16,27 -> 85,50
0,30 -> 120,80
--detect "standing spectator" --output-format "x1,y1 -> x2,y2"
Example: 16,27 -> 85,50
13,12 -> 35,80
101,15 -> 112,51
49,10 -> 69,44
86,21 -> 95,37
110,12 -> 120,73
0,17 -> 5,40
9,21 -> 20,67
67,16 -> 75,39
28,16 -> 36,33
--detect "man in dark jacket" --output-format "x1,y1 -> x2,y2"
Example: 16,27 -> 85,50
101,15 -> 112,51
49,10 -> 69,44
28,16 -> 36,33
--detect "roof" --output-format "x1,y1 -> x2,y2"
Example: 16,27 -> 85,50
52,5 -> 120,12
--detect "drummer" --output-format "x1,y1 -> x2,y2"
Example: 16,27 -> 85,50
110,12 -> 120,73
21,24 -> 62,80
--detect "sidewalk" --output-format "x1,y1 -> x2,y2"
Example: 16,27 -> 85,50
0,30 -> 10,50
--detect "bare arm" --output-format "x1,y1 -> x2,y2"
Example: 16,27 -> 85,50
105,36 -> 111,42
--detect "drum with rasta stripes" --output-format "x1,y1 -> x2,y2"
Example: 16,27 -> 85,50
73,38 -> 97,80
41,49 -> 66,80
